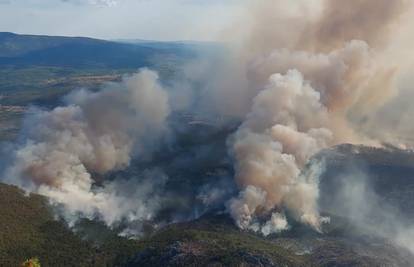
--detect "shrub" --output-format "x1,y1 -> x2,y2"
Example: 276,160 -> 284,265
21,257 -> 41,267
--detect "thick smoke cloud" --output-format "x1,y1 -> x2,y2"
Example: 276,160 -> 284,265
3,69 -> 170,227
2,0 -> 413,239
302,0 -> 407,51
223,0 -> 408,233
228,70 -> 332,232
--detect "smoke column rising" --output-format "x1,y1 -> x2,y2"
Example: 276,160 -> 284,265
3,69 -> 170,226
225,0 -> 408,233
1,0 -> 413,237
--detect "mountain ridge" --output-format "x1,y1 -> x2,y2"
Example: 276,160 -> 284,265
0,32 -> 197,68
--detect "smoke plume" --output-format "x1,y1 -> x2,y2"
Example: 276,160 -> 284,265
225,0 -> 408,233
3,69 -> 170,226
2,0 -> 413,238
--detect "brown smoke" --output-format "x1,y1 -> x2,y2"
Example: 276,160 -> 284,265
2,0 -> 412,237
302,0 -> 407,52
242,0 -> 407,54
5,69 -> 171,226
226,0 -> 409,233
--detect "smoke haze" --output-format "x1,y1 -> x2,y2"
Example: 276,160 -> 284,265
3,69 -> 170,226
2,0 -> 414,241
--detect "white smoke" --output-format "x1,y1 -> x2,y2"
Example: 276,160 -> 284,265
3,69 -> 170,227
228,70 -> 332,231
261,212 -> 289,236
2,0 -> 413,239
228,185 -> 267,230
224,0 -> 409,233
324,167 -> 414,255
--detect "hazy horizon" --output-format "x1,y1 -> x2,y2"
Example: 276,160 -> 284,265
0,0 -> 246,42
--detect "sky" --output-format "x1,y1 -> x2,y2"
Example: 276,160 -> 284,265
0,0 -> 246,41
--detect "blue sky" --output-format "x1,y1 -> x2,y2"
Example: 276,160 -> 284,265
0,0 -> 246,41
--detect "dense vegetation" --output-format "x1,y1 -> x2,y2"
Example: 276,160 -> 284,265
0,182 -> 307,266
0,183 -> 146,266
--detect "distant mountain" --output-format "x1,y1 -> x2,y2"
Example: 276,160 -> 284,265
115,38 -> 221,49
0,32 -> 108,57
0,32 -> 198,68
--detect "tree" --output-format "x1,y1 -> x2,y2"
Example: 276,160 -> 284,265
21,258 -> 41,267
